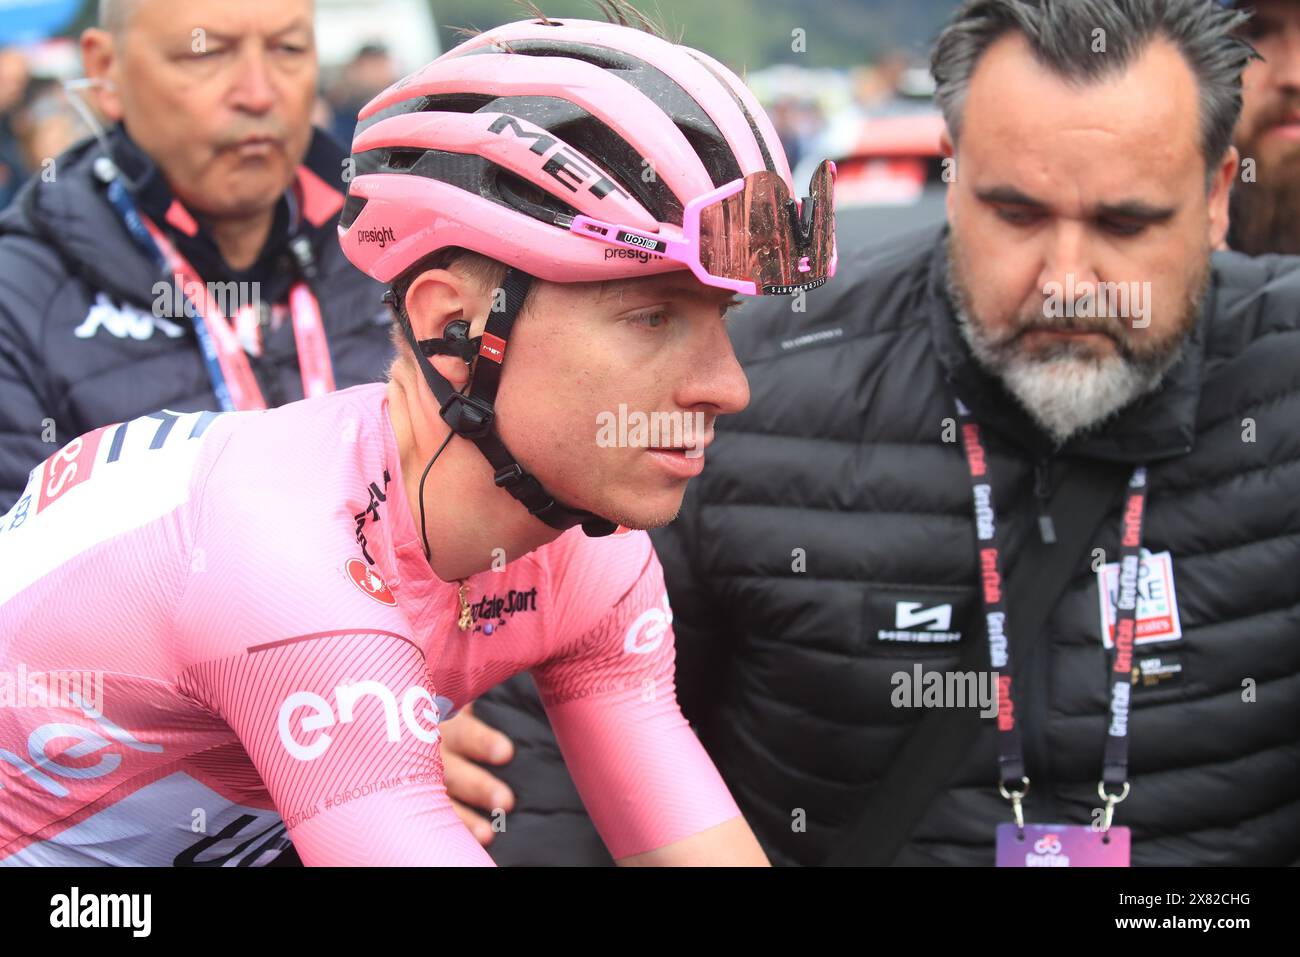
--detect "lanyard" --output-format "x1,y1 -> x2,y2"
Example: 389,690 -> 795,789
103,172 -> 336,412
954,397 -> 1147,831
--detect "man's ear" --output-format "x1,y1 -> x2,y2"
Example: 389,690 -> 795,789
1208,145 -> 1239,252
80,29 -> 123,121
405,268 -> 479,389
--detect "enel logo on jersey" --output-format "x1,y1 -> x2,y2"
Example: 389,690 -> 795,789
0,692 -> 164,798
623,593 -> 674,655
277,680 -> 441,761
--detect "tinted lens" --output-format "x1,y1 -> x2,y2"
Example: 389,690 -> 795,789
697,160 -> 836,294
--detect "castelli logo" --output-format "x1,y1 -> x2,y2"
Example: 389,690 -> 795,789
346,558 -> 396,606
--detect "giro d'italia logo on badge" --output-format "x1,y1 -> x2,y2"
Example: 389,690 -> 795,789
1027,832 -> 1070,867
346,557 -> 396,606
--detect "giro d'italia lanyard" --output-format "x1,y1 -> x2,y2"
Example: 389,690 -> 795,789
954,397 -> 1148,847
103,170 -> 335,412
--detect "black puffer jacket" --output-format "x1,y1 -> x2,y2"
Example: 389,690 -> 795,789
475,222 -> 1300,866
0,126 -> 394,510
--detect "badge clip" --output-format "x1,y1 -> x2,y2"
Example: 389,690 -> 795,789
1097,780 -> 1130,836
998,776 -> 1031,835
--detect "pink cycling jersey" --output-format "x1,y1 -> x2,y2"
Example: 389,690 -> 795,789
0,383 -> 740,866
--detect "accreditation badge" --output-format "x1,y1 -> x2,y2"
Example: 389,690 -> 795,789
996,823 -> 1130,867
1096,548 -> 1182,648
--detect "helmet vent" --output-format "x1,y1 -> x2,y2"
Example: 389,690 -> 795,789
416,92 -> 498,114
385,149 -> 425,171
340,195 -> 368,230
459,40 -> 743,188
496,170 -> 580,224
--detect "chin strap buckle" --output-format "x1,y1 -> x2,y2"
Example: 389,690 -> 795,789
440,392 -> 495,439
493,464 -> 525,489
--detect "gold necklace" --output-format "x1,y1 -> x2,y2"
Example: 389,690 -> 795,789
456,581 -> 472,631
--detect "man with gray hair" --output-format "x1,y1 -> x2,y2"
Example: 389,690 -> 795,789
0,0 -> 393,510
443,0 -> 1300,866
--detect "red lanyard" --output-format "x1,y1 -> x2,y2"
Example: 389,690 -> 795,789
955,397 -> 1146,829
139,217 -> 336,412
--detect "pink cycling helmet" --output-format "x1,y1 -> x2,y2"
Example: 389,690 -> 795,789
337,15 -> 831,542
338,15 -> 800,286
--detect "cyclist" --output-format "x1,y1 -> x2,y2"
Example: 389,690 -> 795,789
0,13 -> 835,866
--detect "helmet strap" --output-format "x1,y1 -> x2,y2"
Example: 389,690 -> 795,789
383,268 -> 616,539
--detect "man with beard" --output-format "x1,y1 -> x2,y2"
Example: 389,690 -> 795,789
1229,0 -> 1300,254
440,0 -> 1300,866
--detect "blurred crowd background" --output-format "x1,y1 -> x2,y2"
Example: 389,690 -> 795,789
0,0 -> 956,239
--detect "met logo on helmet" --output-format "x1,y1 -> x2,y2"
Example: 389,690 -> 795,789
277,680 -> 441,761
487,114 -> 632,202
478,333 -> 506,363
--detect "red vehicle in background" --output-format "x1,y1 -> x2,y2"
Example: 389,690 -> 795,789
795,107 -> 948,245
827,111 -> 946,208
